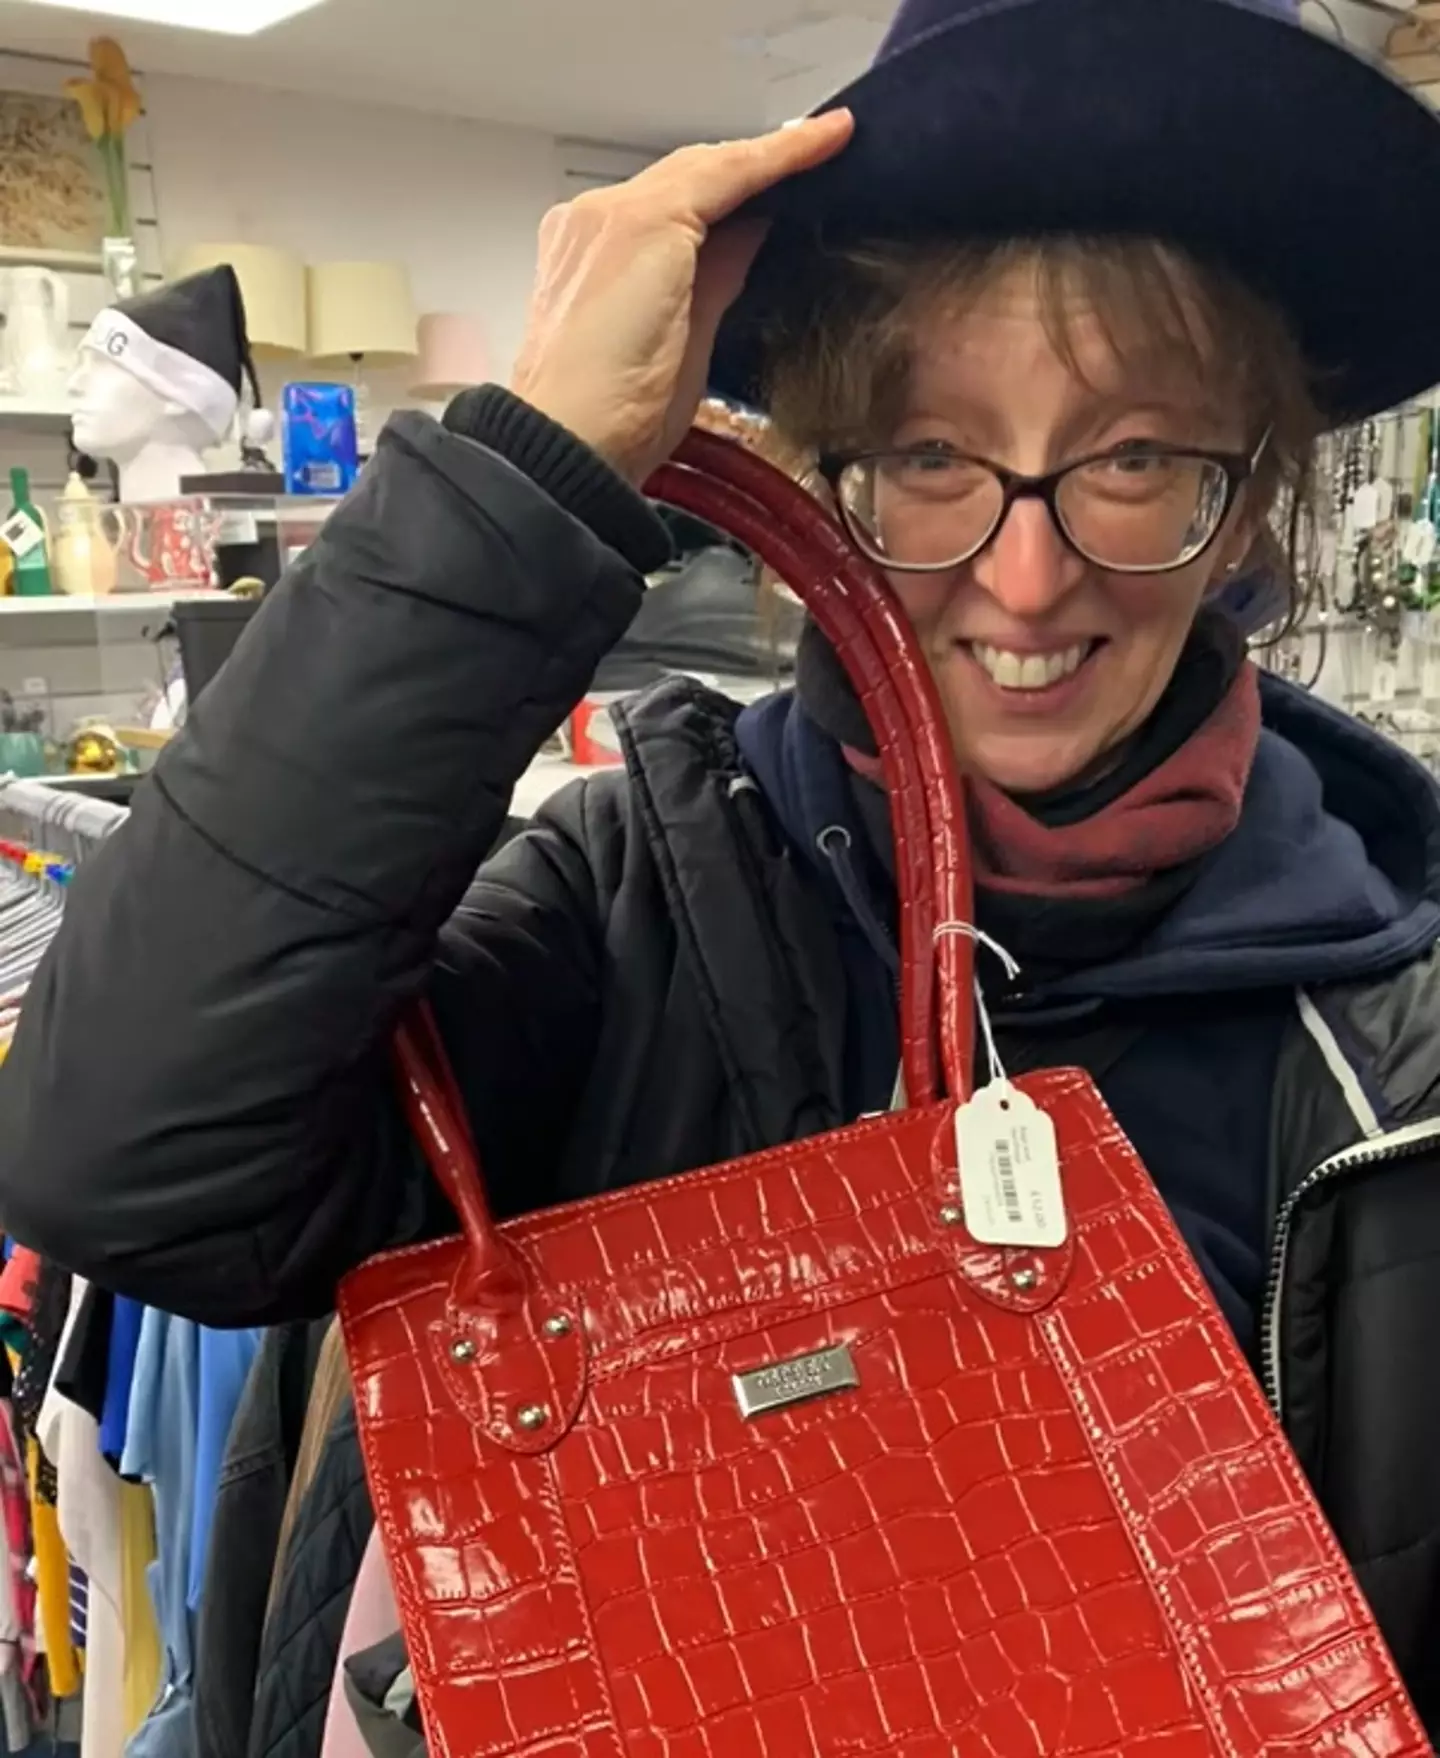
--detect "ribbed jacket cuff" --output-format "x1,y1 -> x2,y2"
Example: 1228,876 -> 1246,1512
443,385 -> 672,575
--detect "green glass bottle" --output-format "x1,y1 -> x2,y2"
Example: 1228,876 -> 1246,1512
1,468 -> 51,597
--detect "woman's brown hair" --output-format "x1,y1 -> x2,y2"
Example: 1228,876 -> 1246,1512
757,234 -> 1325,618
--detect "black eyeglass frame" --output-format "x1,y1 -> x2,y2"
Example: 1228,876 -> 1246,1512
815,429 -> 1272,577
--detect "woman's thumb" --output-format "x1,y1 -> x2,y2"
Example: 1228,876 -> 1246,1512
689,218 -> 771,349
664,219 -> 771,444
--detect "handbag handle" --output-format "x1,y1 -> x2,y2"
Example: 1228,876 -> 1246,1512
653,429 -> 975,1104
394,429 -> 977,1307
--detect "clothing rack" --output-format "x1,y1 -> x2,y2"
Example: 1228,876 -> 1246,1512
0,783 -> 128,871
0,797 -> 380,1758
0,780 -> 152,1758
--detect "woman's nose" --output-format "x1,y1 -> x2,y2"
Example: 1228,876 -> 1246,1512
968,495 -> 1086,617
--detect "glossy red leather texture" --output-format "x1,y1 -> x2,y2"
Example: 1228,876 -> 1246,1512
338,435 -> 1426,1754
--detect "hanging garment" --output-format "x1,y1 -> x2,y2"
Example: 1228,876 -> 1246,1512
118,1307 -> 260,1758
318,1528 -> 397,1758
118,1485 -> 161,1736
0,1252 -> 41,1359
188,1327 -> 261,1612
119,1309 -> 197,1758
339,1638 -> 419,1758
248,1399 -> 371,1758
265,1324 -> 347,1625
0,1402 -> 36,1751
99,1300 -> 143,1467
50,1288 -> 110,1433
11,1258 -> 69,1476
38,1280 -> 126,1758
0,1526 -> 31,1751
13,1258 -> 71,1463
68,1563 -> 86,1654
26,1443 -> 78,1701
10,1258 -> 77,1705
193,1321 -> 327,1758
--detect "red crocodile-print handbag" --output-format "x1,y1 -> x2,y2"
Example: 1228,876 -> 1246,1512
338,432 -> 1427,1756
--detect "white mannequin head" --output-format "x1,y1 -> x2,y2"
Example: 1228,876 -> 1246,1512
69,351 -> 215,500
70,350 -> 215,461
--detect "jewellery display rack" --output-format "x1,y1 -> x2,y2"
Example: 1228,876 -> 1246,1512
1257,400 -> 1440,777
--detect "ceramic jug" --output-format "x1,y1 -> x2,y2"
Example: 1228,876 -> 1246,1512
0,268 -> 71,397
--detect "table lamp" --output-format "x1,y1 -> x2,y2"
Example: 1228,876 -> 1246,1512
410,312 -> 489,403
170,243 -> 307,360
305,260 -> 418,445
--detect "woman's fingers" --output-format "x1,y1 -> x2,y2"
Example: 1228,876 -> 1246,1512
640,109 -> 855,227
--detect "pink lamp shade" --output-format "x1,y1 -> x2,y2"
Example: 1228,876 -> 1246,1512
410,312 -> 489,398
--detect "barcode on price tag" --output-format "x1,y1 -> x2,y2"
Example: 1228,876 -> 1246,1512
993,1138 -> 1022,1226
955,1081 -> 1067,1248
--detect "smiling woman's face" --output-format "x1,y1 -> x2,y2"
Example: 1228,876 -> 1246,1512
881,260 -> 1260,795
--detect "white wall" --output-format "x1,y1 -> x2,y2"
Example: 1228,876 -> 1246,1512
144,73 -> 567,390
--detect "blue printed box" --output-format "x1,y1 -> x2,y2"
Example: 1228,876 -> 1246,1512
282,383 -> 359,497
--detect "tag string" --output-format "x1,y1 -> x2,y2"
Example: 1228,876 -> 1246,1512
933,921 -> 1021,1090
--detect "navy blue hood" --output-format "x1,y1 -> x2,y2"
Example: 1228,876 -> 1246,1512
735,672 -> 1440,1004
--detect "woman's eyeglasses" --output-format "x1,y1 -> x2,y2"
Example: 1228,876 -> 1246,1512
817,431 -> 1271,576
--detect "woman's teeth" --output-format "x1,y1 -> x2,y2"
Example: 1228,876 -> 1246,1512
969,642 -> 1090,691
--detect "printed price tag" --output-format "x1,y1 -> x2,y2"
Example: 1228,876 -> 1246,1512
1371,660 -> 1398,704
217,512 -> 259,546
1375,479 -> 1396,524
0,511 -> 44,561
1402,518 -> 1438,569
956,1080 -> 1066,1248
1349,482 -> 1380,534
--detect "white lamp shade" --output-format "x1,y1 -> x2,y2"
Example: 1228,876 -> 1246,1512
411,312 -> 489,397
171,242 -> 307,359
306,261 -> 417,365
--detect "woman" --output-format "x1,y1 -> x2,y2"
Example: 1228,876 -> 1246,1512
5,0 -> 1440,1736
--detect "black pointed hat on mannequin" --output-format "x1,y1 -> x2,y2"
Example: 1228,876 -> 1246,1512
79,264 -> 274,448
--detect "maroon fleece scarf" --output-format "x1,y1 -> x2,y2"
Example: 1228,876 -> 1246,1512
847,661 -> 1261,899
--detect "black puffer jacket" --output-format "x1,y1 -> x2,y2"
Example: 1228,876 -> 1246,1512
4,395 -> 1440,1734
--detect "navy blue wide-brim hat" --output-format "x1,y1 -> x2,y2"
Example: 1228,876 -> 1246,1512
710,0 -> 1440,424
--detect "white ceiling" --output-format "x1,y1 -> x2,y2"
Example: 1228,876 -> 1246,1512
0,0 -> 900,146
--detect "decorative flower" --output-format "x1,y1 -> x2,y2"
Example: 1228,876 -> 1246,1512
63,38 -> 143,238
64,78 -> 105,142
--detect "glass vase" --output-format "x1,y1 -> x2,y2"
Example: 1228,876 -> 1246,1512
101,235 -> 139,300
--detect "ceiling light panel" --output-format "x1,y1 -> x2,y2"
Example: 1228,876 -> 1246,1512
13,0 -> 326,34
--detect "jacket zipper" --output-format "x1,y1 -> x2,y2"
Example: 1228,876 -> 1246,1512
1260,1114 -> 1440,1420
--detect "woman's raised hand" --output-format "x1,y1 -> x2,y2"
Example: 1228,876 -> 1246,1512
510,110 -> 854,486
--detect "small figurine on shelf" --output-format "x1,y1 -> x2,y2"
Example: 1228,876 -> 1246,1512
64,720 -> 125,777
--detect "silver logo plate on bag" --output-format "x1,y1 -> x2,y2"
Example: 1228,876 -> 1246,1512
732,1345 -> 859,1419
